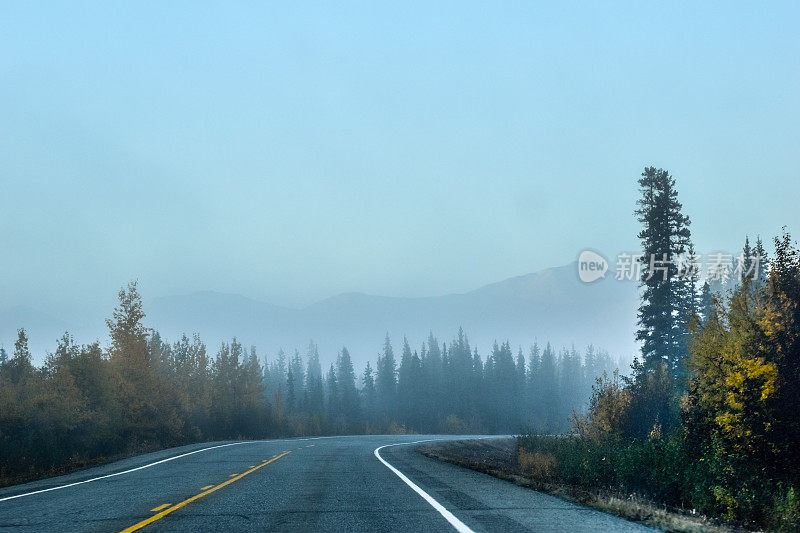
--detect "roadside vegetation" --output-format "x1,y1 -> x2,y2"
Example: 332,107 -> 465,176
519,168 -> 800,531
420,438 -> 731,533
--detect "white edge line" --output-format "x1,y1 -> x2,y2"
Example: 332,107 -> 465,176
0,441 -> 256,502
0,434 -> 363,503
375,440 -> 476,533
0,434 -> 357,503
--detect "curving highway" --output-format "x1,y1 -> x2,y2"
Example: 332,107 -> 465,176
0,435 -> 653,532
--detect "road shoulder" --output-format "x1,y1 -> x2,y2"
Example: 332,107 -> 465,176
416,438 -> 733,533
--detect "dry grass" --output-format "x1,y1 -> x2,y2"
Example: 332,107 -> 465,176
517,448 -> 557,480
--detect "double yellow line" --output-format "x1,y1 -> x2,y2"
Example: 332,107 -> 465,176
120,450 -> 292,532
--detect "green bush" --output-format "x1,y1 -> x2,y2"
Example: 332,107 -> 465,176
517,432 -> 799,530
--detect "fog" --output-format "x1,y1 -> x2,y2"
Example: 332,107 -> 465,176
2,3 -> 798,359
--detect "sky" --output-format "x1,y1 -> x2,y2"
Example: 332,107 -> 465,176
1,1 -> 799,320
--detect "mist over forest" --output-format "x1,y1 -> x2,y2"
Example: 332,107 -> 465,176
1,262 -> 639,370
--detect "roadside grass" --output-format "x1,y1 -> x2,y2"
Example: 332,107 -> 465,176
417,437 -> 743,533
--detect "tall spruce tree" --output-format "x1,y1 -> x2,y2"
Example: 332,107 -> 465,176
634,167 -> 692,378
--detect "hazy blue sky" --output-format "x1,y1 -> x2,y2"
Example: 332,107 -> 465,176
2,1 -> 798,318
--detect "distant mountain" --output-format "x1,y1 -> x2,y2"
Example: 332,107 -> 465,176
1,263 -> 640,368
146,263 -> 639,368
146,291 -> 300,346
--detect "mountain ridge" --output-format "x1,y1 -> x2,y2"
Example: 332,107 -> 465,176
2,262 -> 639,367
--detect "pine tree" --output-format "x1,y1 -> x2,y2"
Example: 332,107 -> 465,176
740,235 -> 754,283
361,361 -> 376,423
375,334 -> 397,421
270,348 -> 288,396
486,341 -> 516,431
336,347 -> 359,427
537,343 -> 559,431
286,370 -> 296,411
634,167 -> 692,378
561,346 -> 584,418
325,362 -> 338,421
241,347 -> 266,435
397,337 -> 414,425
761,229 -> 800,474
289,350 -> 305,403
421,333 -> 442,429
396,342 -> 424,429
280,349 -> 303,413
408,350 -> 424,428
446,328 -> 473,421
471,347 -> 484,428
526,343 -> 541,426
304,341 -> 324,416
754,235 -> 770,286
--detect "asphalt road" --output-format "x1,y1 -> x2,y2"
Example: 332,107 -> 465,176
0,435 -> 653,532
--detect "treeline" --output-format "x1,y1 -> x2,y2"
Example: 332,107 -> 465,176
264,333 -> 616,436
521,167 -> 800,529
0,282 -> 616,485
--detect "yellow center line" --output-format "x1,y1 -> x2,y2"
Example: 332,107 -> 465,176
200,485 -> 213,490
119,451 -> 291,533
228,473 -> 238,477
150,504 -> 170,512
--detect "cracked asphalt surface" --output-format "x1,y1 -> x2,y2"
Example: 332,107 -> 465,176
0,435 -> 653,532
